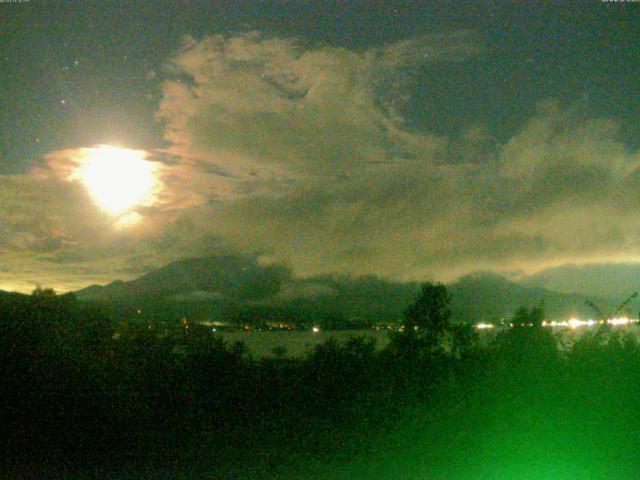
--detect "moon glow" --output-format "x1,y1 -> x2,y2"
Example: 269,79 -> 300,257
73,146 -> 158,214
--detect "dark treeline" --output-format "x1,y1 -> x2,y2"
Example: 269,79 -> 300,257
3,284 -> 640,478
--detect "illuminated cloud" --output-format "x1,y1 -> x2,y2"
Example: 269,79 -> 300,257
3,31 -> 640,292
0,147 -> 182,291
153,33 -> 640,282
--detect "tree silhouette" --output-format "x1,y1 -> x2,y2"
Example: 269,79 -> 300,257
389,282 -> 455,359
404,282 -> 452,338
494,303 -> 558,367
512,304 -> 544,328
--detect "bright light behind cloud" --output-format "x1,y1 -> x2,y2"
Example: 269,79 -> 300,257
71,146 -> 158,214
113,211 -> 143,230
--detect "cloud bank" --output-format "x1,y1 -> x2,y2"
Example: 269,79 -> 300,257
153,32 -> 640,280
3,31 -> 640,291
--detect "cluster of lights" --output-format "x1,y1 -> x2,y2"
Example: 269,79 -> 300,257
373,324 -> 397,331
475,323 -> 495,330
546,317 -> 638,329
474,317 -> 639,330
267,324 -> 294,331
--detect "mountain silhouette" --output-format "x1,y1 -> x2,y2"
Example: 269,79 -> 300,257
448,272 -> 610,323
77,255 -> 290,302
74,256 -> 620,325
520,263 -> 640,300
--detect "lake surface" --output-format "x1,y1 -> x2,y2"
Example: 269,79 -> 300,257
214,324 -> 640,358
215,329 -> 390,358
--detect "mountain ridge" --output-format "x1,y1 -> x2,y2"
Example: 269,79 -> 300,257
74,256 -> 629,324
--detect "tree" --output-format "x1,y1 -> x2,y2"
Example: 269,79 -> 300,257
404,282 -> 452,336
31,286 -> 57,300
511,304 -> 544,328
397,282 -> 453,355
494,303 -> 558,366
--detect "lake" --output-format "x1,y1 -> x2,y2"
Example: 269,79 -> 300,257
214,324 -> 640,358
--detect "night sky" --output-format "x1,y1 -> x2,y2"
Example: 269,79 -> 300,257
1,1 -> 639,292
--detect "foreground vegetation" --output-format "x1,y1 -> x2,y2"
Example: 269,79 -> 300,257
2,285 -> 640,479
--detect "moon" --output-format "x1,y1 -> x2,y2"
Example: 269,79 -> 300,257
72,146 -> 158,214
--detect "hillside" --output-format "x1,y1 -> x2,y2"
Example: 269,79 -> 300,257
449,272 -> 611,323
74,256 -> 619,325
520,263 -> 640,300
